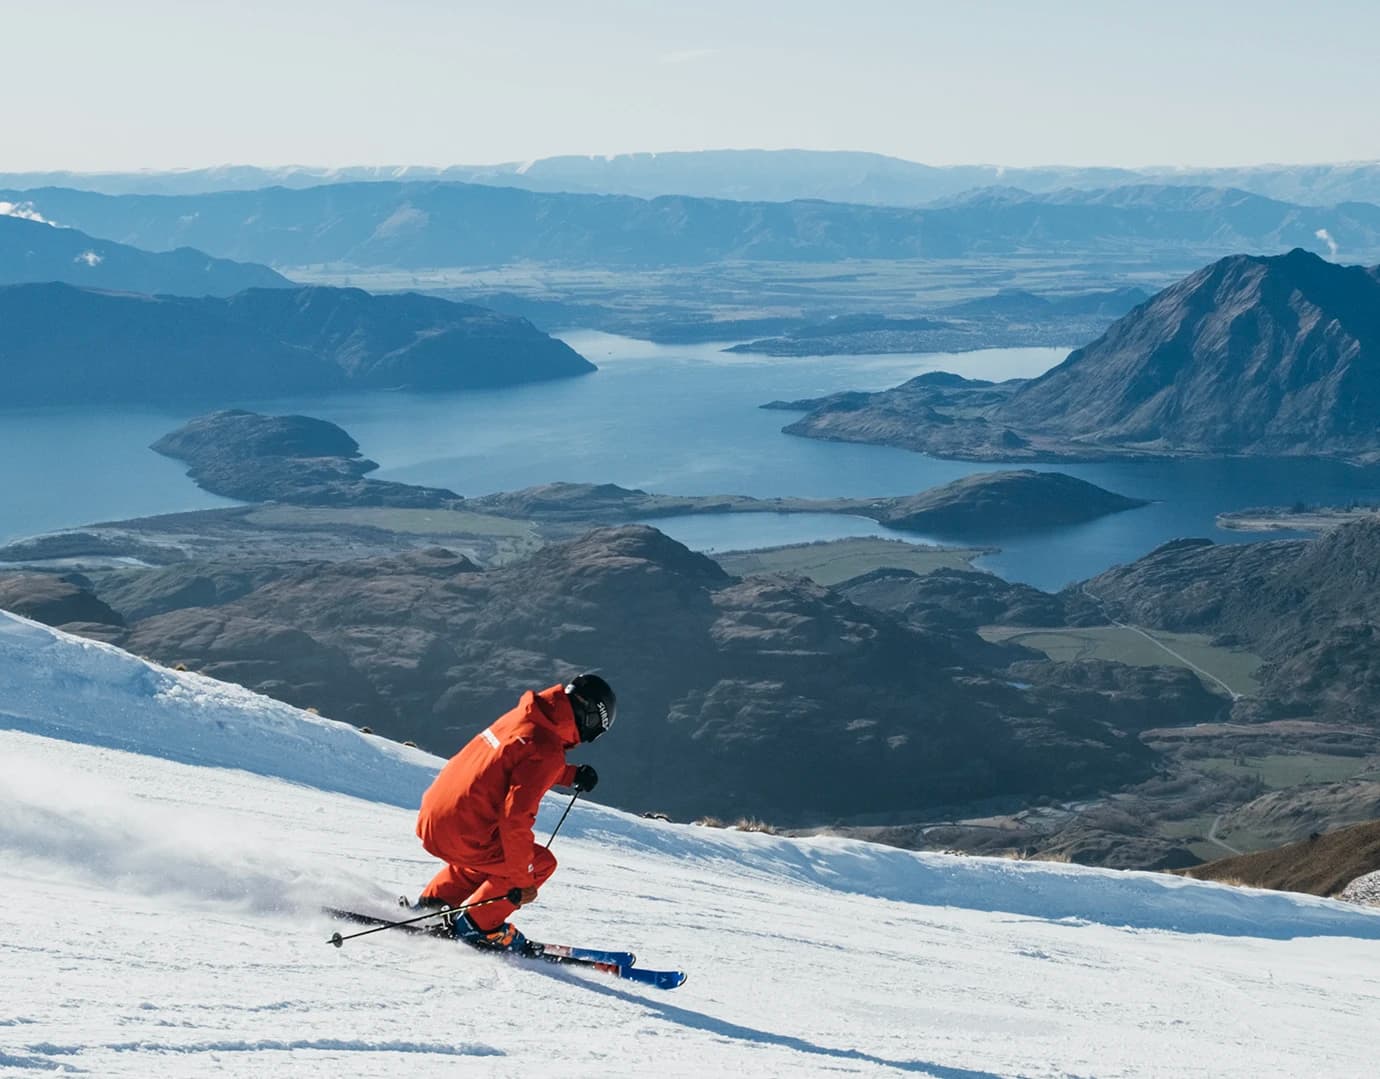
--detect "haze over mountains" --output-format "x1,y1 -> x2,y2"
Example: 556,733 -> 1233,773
6,149 -> 1380,206
0,212 -> 288,295
5,180 -> 1376,270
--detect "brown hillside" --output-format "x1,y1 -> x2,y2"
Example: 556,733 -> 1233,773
1178,819 -> 1380,897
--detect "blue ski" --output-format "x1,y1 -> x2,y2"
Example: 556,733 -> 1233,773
525,946 -> 686,990
325,907 -> 685,989
530,941 -> 637,968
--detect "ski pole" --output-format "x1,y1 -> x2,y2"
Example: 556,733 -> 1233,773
545,790 -> 581,848
327,887 -> 523,948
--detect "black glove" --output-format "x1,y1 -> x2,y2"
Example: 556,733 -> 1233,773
572,764 -> 599,793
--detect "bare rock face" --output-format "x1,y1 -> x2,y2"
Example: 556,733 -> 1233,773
1006,249 -> 1380,458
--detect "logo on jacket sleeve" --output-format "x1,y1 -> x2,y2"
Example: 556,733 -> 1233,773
480,728 -> 500,749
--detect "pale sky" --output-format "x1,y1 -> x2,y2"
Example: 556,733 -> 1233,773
4,0 -> 1378,172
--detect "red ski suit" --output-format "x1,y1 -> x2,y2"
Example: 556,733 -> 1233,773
416,684 -> 579,930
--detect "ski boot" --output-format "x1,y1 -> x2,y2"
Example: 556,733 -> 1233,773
452,912 -> 529,953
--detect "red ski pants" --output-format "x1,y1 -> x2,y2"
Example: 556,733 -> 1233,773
419,846 -> 558,930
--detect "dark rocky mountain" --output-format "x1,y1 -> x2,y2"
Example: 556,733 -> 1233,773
777,250 -> 1380,461
0,213 -> 289,295
1004,249 -> 1380,458
0,283 -> 593,405
151,411 -> 463,507
7,153 -> 1380,207
11,526 -> 1164,823
3,182 -> 1375,270
1081,518 -> 1380,724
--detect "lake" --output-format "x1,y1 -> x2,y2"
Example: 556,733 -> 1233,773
5,332 -> 1380,591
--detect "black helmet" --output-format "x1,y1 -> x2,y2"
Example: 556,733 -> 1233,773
566,673 -> 616,742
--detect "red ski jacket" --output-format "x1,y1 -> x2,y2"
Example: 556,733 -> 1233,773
416,684 -> 579,889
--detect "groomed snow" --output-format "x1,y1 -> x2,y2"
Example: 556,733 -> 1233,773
3,610 -> 1380,1076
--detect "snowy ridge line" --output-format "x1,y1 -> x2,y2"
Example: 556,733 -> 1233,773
0,611 -> 438,809
4,611 -> 1380,943
17,1038 -> 503,1058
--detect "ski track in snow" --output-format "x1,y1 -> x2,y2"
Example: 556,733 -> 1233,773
3,611 -> 1380,1076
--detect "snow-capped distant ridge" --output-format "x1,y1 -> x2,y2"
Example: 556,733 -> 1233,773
3,608 -> 1378,943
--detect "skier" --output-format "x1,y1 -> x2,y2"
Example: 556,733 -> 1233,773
413,673 -> 615,952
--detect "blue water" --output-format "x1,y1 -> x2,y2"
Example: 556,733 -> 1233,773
4,331 -> 1380,591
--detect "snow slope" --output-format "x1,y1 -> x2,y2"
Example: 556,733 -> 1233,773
3,610 -> 1379,1077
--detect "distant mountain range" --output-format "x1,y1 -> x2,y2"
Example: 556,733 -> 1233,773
5,150 -> 1380,206
4,182 -> 1377,269
0,283 -> 593,405
775,249 -> 1380,461
0,212 -> 289,295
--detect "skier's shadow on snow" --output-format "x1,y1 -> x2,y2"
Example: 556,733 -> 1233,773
529,964 -> 1003,1078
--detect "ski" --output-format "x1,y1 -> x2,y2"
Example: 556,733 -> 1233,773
323,905 -> 451,939
522,943 -> 687,990
323,907 -> 683,989
528,941 -> 639,968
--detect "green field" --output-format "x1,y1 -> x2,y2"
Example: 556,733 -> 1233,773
1192,754 -> 1377,789
714,537 -> 984,586
979,625 -> 1263,697
245,505 -> 536,538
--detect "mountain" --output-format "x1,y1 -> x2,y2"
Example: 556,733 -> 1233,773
0,212 -> 290,295
4,611 -> 1378,1074
1005,249 -> 1380,458
22,525 -> 1165,822
7,151 -> 1380,205
4,182 -> 1377,269
1081,518 -> 1380,724
776,250 -> 1380,461
0,283 -> 594,405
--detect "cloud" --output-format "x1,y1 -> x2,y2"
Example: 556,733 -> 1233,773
0,200 -> 55,225
1315,227 -> 1339,258
74,250 -> 103,266
659,47 -> 718,65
